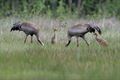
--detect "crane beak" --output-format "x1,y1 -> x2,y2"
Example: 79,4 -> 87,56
10,28 -> 13,32
94,26 -> 102,35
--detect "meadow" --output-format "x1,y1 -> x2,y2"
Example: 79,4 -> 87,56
0,17 -> 120,80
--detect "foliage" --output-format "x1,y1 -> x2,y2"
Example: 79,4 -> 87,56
0,0 -> 120,18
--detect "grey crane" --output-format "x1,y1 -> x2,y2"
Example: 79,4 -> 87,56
10,22 -> 44,46
65,23 -> 101,47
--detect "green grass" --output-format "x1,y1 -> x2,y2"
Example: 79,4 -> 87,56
0,17 -> 120,80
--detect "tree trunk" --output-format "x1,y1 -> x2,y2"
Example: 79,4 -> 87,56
77,0 -> 81,16
68,0 -> 72,13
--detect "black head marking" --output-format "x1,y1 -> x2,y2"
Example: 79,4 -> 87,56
10,22 -> 21,32
86,24 -> 95,33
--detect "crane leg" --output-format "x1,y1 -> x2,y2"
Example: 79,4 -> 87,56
82,37 -> 89,46
65,36 -> 71,47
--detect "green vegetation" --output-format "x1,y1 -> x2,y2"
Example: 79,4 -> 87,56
0,0 -> 120,79
0,17 -> 120,80
0,0 -> 120,18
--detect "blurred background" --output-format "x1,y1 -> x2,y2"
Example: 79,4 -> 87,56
0,0 -> 120,19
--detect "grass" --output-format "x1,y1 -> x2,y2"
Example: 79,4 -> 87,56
0,17 -> 120,80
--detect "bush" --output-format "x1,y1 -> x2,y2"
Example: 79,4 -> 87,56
0,0 -> 120,19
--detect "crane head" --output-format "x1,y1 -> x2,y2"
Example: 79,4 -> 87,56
10,22 -> 21,32
86,23 -> 102,35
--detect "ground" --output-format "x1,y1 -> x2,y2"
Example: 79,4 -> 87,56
0,17 -> 120,80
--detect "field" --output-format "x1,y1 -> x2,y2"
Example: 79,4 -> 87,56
0,17 -> 120,80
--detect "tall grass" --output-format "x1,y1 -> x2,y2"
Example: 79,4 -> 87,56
0,17 -> 120,80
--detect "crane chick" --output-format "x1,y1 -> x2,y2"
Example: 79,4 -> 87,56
51,28 -> 58,44
10,22 -> 44,46
94,33 -> 108,47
